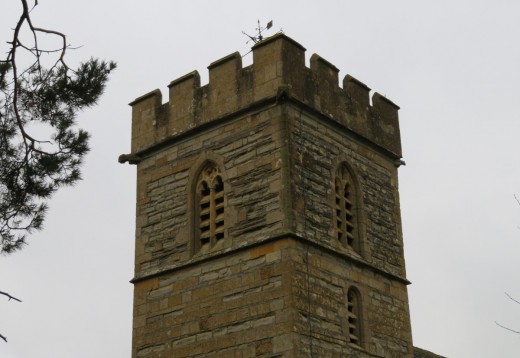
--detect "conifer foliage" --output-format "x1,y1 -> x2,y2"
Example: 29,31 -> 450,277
0,0 -> 116,254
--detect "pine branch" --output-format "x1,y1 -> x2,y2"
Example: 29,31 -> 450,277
0,0 -> 115,253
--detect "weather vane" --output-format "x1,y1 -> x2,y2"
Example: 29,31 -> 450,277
242,20 -> 274,44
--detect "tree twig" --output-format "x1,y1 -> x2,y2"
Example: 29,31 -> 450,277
495,292 -> 520,335
505,292 -> 520,305
495,321 -> 520,334
0,290 -> 22,302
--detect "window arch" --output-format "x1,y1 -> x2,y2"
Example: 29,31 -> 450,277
334,163 -> 361,253
346,286 -> 363,347
195,163 -> 226,252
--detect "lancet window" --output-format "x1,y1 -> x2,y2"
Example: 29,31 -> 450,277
347,287 -> 362,347
334,164 -> 359,252
196,164 -> 225,251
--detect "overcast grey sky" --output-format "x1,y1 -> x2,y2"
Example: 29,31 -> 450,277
1,1 -> 520,357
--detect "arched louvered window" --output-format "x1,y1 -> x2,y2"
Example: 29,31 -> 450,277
196,164 -> 225,251
347,287 -> 362,347
334,164 -> 359,252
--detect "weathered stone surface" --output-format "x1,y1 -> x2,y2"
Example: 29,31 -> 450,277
287,107 -> 406,277
125,34 -> 415,358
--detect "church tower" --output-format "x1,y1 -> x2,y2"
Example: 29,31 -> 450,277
121,34 -> 413,357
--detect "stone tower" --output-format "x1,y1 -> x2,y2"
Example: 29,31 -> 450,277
121,34 -> 413,357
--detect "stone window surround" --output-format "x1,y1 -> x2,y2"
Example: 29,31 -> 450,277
189,152 -> 231,256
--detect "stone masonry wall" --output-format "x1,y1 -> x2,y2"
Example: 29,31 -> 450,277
280,103 -> 413,356
132,239 -> 297,358
132,237 -> 413,358
131,100 -> 413,357
289,241 -> 413,357
133,106 -> 287,278
288,105 -> 406,278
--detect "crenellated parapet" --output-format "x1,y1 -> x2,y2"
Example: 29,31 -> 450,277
128,33 -> 401,158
